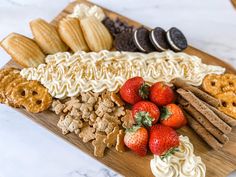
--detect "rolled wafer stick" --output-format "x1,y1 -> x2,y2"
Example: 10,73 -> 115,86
172,78 -> 221,107
178,97 -> 229,144
203,101 -> 236,127
183,110 -> 223,150
177,88 -> 232,134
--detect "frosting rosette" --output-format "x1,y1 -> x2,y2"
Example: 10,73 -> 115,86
150,135 -> 206,177
20,50 -> 225,99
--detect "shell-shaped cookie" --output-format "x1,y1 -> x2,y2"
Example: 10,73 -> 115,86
0,33 -> 45,68
80,17 -> 113,52
58,17 -> 89,52
30,18 -> 68,54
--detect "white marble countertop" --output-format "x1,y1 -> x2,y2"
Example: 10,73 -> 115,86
0,0 -> 236,177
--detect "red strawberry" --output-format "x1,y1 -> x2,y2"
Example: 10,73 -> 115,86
149,124 -> 179,157
124,126 -> 148,156
149,82 -> 175,106
119,77 -> 149,105
132,101 -> 160,126
160,104 -> 187,129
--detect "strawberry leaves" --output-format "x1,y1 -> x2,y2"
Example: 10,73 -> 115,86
160,147 -> 179,160
135,111 -> 153,127
139,84 -> 150,99
161,106 -> 172,120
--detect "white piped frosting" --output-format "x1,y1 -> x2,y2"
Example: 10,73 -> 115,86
68,4 -> 105,21
20,50 -> 225,99
150,135 -> 206,177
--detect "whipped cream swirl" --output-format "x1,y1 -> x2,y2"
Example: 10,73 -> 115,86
20,50 -> 225,99
68,4 -> 105,21
150,135 -> 206,177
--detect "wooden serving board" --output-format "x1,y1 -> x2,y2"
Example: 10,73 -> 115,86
3,0 -> 236,177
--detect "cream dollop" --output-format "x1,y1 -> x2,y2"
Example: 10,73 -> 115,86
68,4 -> 105,21
150,135 -> 206,177
20,50 -> 225,99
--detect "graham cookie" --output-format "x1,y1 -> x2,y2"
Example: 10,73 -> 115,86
149,27 -> 169,52
9,80 -> 52,113
133,27 -> 156,53
92,132 -> 107,157
166,27 -> 188,52
114,31 -> 138,52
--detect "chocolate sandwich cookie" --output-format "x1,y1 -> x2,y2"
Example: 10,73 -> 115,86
114,31 -> 138,52
133,27 -> 156,53
149,27 -> 169,52
166,27 -> 188,52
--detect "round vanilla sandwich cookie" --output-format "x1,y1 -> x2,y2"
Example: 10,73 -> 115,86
149,27 -> 169,52
133,27 -> 156,53
166,27 -> 188,52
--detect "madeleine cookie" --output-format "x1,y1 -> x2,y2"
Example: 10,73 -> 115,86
30,18 -> 68,54
80,17 -> 113,52
133,27 -> 156,53
1,33 -> 45,67
114,31 -> 138,52
149,27 -> 169,52
58,17 -> 89,52
166,27 -> 188,52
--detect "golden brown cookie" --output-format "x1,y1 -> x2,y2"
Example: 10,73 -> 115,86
5,77 -> 27,107
1,33 -> 45,67
103,126 -> 119,148
0,69 -> 20,103
115,129 -> 126,153
216,91 -> 236,119
0,68 -> 14,80
221,74 -> 236,93
9,80 -> 52,113
92,132 -> 107,157
202,74 -> 223,96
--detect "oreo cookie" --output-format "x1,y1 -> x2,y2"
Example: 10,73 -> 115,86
149,27 -> 169,52
133,27 -> 156,53
114,31 -> 138,52
166,27 -> 188,52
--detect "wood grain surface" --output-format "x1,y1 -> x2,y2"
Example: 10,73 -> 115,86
3,0 -> 236,177
232,0 -> 236,9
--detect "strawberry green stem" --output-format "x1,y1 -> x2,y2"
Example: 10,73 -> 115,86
135,111 -> 153,127
160,147 -> 179,160
161,106 -> 172,120
139,84 -> 150,99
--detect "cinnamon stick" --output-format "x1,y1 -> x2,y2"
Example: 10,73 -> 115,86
203,101 -> 236,127
172,78 -> 221,107
178,98 -> 229,144
183,110 -> 223,150
177,88 -> 231,134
